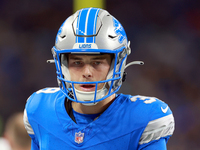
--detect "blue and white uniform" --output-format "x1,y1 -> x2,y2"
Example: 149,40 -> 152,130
24,88 -> 174,150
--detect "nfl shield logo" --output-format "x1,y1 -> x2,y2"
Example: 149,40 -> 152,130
75,131 -> 84,144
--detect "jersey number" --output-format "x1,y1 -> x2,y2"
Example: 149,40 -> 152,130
36,88 -> 60,94
130,95 -> 157,104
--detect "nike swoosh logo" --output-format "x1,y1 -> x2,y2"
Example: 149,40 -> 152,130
161,106 -> 169,113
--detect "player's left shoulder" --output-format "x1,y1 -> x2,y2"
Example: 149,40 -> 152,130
130,95 -> 175,145
129,95 -> 173,118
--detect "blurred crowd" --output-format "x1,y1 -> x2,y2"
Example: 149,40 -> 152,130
0,112 -> 31,150
0,0 -> 199,149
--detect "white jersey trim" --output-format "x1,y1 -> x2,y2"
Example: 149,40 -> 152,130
23,109 -> 35,135
139,114 -> 175,145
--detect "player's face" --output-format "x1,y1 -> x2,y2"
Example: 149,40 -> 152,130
68,54 -> 112,92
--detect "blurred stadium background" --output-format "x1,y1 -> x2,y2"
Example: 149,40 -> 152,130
0,0 -> 199,149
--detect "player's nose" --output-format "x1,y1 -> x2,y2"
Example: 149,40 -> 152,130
82,64 -> 93,78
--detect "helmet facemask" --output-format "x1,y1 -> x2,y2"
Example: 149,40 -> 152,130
54,48 -> 127,106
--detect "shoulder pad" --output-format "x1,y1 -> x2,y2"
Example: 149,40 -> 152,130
35,87 -> 60,94
25,87 -> 62,115
139,114 -> 175,144
23,109 -> 34,135
130,95 -> 175,144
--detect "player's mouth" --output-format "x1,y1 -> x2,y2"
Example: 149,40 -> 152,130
80,84 -> 96,92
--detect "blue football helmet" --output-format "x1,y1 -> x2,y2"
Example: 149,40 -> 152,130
50,8 -> 143,105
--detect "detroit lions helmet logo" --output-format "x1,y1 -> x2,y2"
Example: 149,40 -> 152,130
113,18 -> 127,44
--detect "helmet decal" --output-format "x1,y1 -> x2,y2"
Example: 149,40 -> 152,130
113,17 -> 127,44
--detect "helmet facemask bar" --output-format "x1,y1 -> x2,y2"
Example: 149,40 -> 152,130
52,46 -> 127,104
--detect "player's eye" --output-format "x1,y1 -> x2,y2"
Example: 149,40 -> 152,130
74,61 -> 82,65
93,61 -> 101,65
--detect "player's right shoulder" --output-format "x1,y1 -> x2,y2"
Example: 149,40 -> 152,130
25,87 -> 62,111
24,87 -> 64,136
28,87 -> 61,100
35,87 -> 61,95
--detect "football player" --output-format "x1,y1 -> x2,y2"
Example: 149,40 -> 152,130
24,7 -> 174,150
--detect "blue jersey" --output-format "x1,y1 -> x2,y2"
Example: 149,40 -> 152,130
24,88 -> 174,150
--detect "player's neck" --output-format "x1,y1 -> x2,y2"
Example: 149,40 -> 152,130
72,94 -> 116,114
